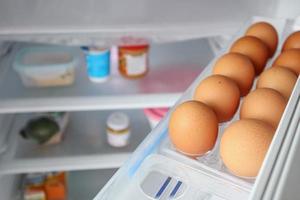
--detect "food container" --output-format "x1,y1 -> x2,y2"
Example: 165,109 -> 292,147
118,37 -> 149,78
143,108 -> 168,129
23,173 -> 47,200
106,112 -> 130,147
13,46 -> 77,87
82,46 -> 110,83
20,112 -> 69,146
23,172 -> 67,200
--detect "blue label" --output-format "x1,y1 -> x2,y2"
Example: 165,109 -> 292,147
86,51 -> 110,78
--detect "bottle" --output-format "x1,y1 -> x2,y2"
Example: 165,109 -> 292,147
82,46 -> 110,82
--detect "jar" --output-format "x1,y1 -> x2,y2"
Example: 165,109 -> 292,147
106,112 -> 130,147
82,46 -> 110,83
118,37 -> 149,78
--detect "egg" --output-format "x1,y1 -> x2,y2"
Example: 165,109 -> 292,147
230,36 -> 269,75
257,66 -> 297,99
245,21 -> 278,56
220,119 -> 275,177
168,101 -> 218,156
282,31 -> 300,51
273,49 -> 300,75
194,75 -> 240,122
213,52 -> 255,96
240,88 -> 287,128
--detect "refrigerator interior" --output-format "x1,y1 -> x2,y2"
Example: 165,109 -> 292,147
0,0 -> 300,200
94,17 -> 300,200
0,37 -> 215,199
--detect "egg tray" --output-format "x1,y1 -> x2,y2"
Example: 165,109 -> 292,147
154,16 -> 299,196
94,17 -> 300,200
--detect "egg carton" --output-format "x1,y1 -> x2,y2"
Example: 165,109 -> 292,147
95,17 -> 300,200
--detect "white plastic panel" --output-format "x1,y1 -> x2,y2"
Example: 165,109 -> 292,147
0,0 -> 277,45
273,106 -> 300,200
0,174 -> 21,200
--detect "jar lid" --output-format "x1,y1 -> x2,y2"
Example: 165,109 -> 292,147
118,36 -> 149,47
106,112 -> 130,131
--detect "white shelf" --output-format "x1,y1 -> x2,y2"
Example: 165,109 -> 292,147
0,38 -> 213,114
0,110 -> 151,174
0,0 -> 273,45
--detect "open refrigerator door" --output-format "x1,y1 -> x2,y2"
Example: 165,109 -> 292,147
94,16 -> 300,200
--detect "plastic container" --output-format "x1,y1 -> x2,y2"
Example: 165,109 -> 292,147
20,112 -> 69,146
13,46 -> 77,87
23,172 -> 67,200
106,112 -> 131,147
143,108 -> 168,129
82,46 -> 110,83
118,37 -> 149,78
156,16 -> 288,193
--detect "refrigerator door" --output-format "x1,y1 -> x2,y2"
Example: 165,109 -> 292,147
274,121 -> 300,200
250,80 -> 300,200
93,16 -> 300,200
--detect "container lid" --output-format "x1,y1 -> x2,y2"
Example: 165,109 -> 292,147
13,46 -> 77,72
106,112 -> 130,131
81,46 -> 110,55
144,108 -> 168,120
25,173 -> 46,185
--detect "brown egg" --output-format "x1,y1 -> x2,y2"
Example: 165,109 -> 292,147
257,66 -> 297,99
168,101 -> 218,156
273,49 -> 300,75
240,88 -> 287,128
213,53 -> 255,96
220,119 -> 275,178
282,31 -> 300,51
230,36 -> 269,75
194,75 -> 240,122
245,21 -> 278,56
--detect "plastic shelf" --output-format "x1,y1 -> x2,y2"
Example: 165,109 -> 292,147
0,38 -> 213,114
0,0 -> 274,45
0,110 -> 151,174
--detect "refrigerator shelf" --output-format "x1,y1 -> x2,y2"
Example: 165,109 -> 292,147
0,38 -> 213,114
94,17 -> 300,200
0,0 -> 276,46
0,110 -> 151,174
